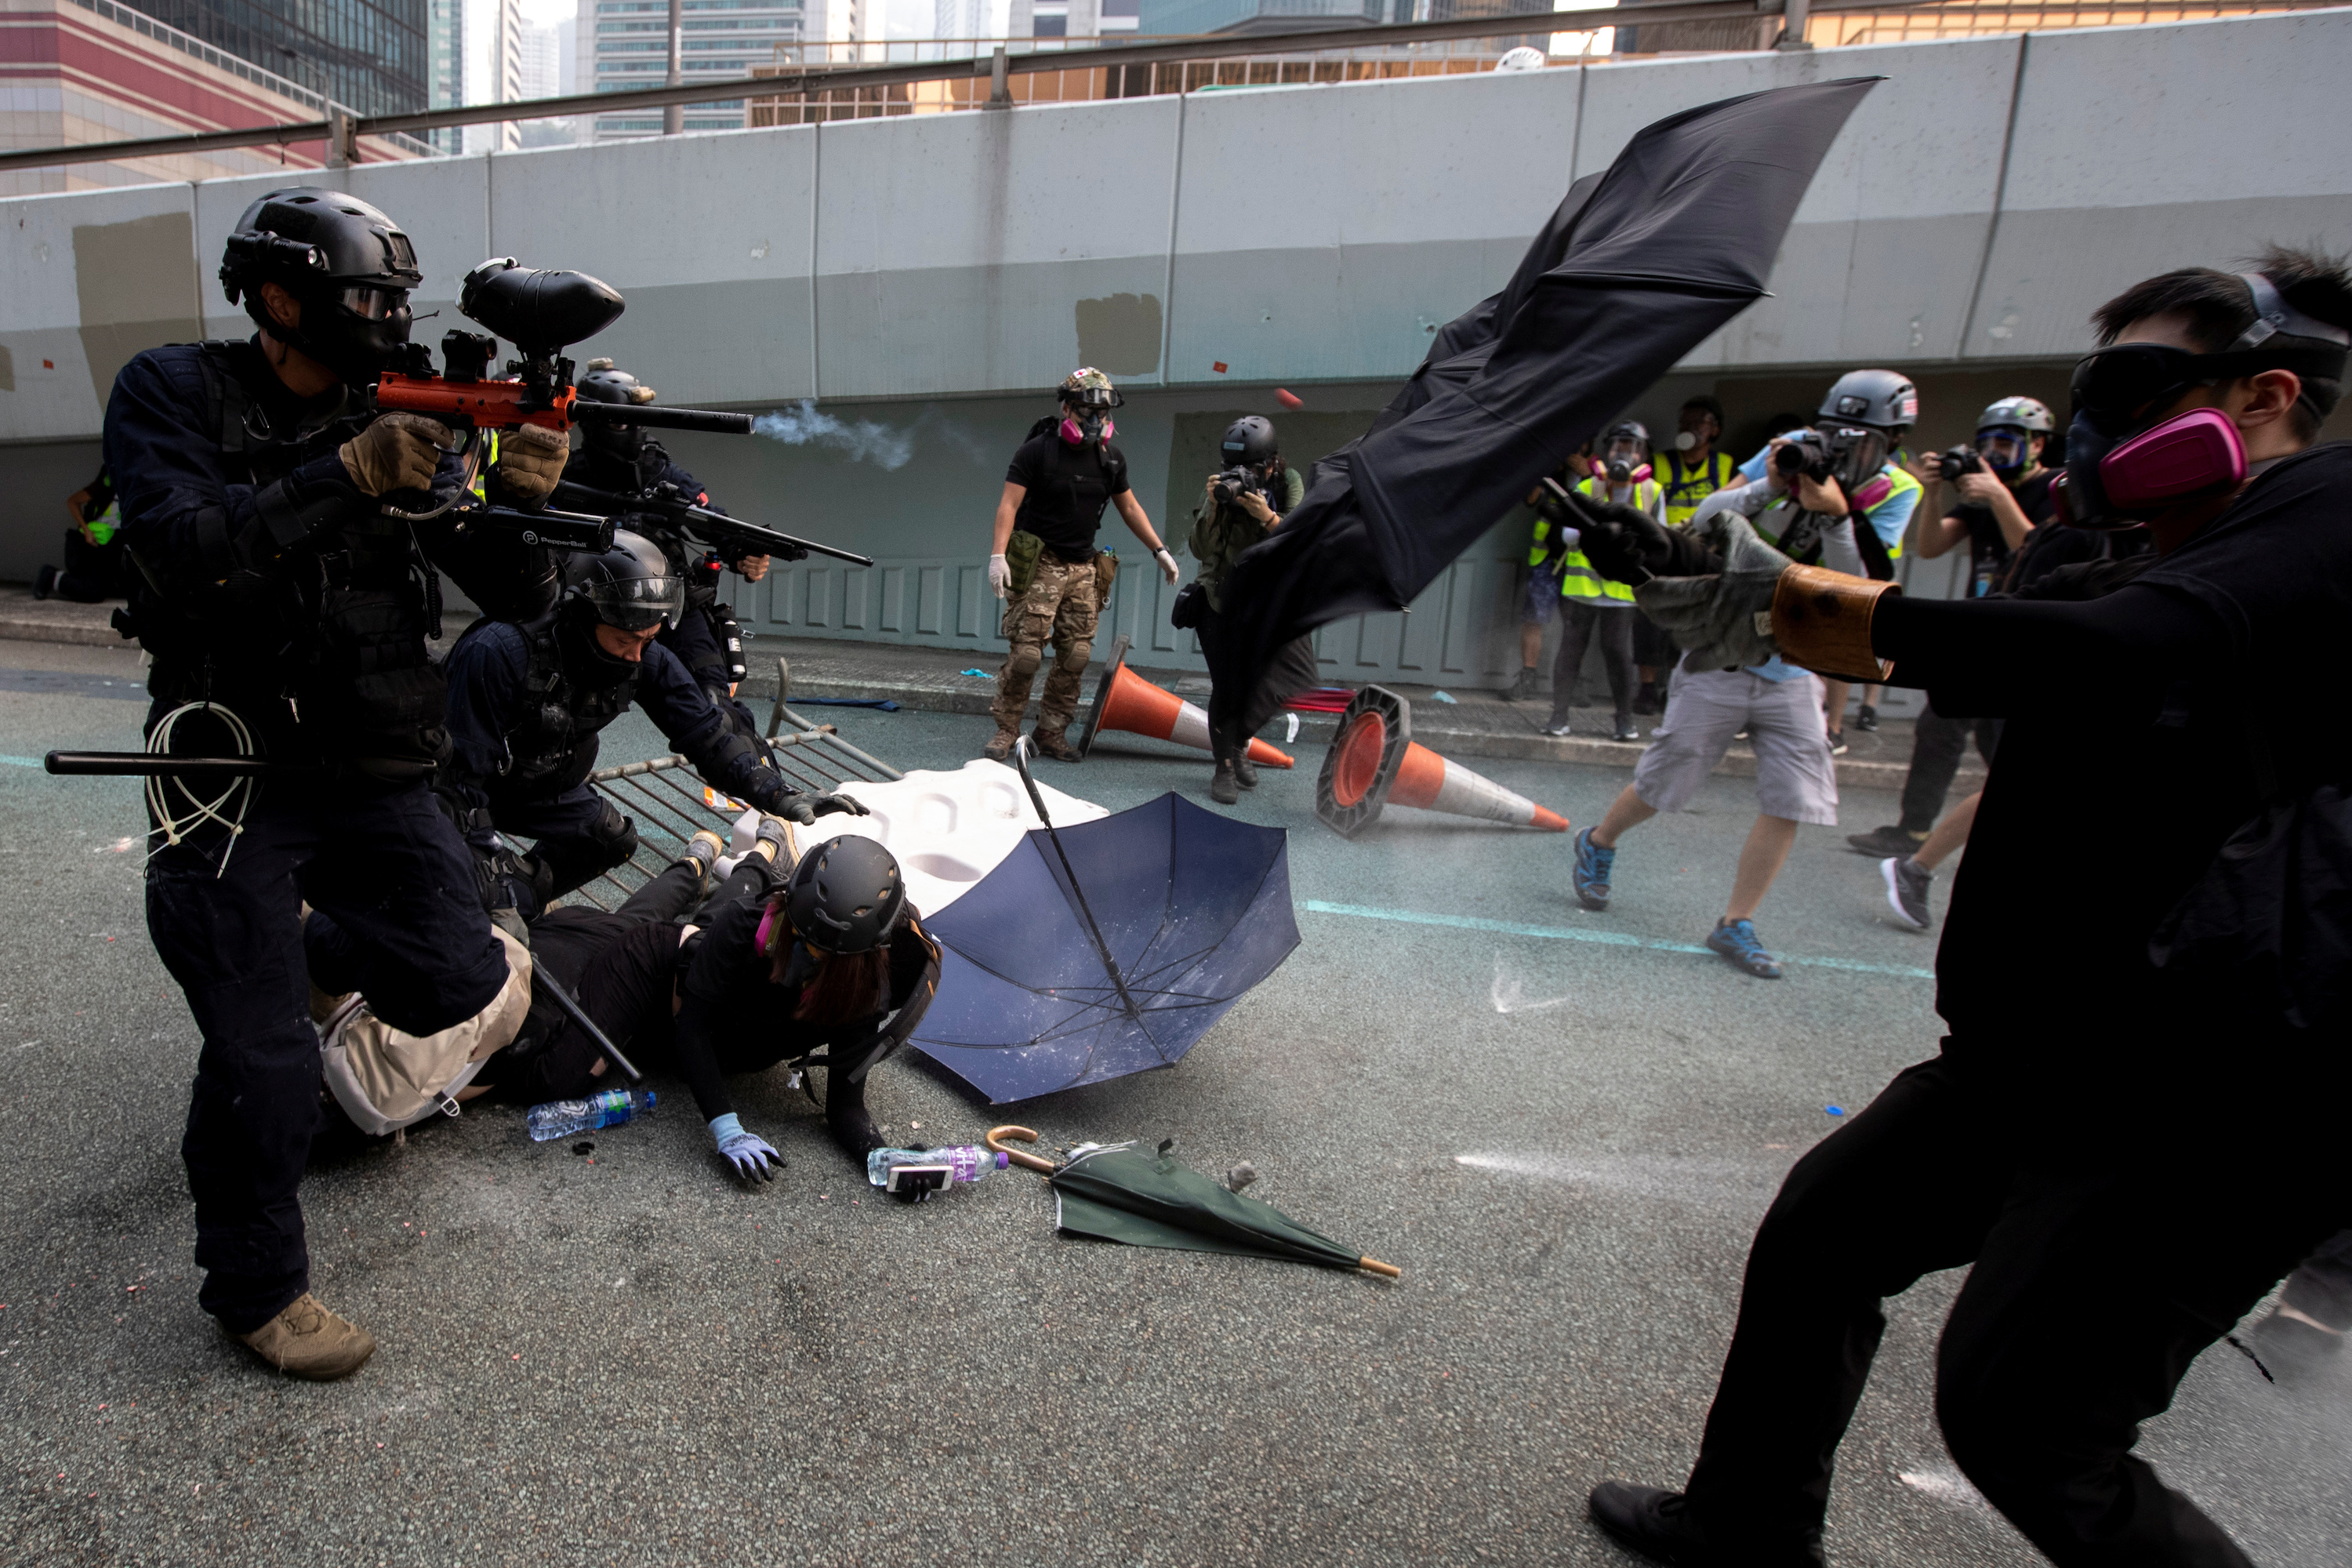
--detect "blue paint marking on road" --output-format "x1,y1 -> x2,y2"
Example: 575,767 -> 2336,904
1298,900 -> 1936,980
0,755 -> 42,768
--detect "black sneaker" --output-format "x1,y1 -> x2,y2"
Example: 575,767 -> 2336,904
1632,682 -> 1661,716
1588,1481 -> 1825,1568
1209,760 -> 1240,805
1500,666 -> 1538,703
1613,718 -> 1641,743
32,565 -> 60,601
1881,855 -> 1933,930
1232,756 -> 1258,790
1542,720 -> 1573,739
1846,823 -> 1928,858
1854,703 -> 1879,731
1825,729 -> 1849,757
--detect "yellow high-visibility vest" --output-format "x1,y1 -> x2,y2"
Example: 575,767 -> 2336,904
1556,476 -> 1658,607
1657,448 -> 1737,530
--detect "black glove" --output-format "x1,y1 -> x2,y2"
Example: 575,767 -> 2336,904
1546,479 -> 1674,586
778,790 -> 871,827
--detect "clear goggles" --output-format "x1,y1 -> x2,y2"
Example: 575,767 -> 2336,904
336,285 -> 411,322
1974,427 -> 2033,466
583,575 -> 684,633
1602,437 -> 1649,465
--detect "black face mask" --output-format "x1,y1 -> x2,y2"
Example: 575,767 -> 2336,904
557,605 -> 644,689
283,293 -> 413,385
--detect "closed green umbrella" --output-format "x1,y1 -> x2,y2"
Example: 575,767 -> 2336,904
989,1127 -> 1400,1278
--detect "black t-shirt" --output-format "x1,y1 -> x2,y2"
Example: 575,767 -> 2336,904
1948,470 -> 2053,595
1874,442 -> 2352,1115
1007,433 -> 1129,561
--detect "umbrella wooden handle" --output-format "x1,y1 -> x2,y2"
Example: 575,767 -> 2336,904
1359,1257 -> 1403,1279
986,1124 -> 1060,1174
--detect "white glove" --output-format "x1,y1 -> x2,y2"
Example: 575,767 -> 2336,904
1155,548 -> 1180,587
988,553 -> 1011,600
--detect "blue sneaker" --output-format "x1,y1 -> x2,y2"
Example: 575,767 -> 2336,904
1573,827 -> 1614,911
1706,917 -> 1783,978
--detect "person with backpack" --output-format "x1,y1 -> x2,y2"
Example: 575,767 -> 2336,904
982,369 -> 1180,763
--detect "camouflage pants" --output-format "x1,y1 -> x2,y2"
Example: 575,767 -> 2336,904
991,553 -> 1102,736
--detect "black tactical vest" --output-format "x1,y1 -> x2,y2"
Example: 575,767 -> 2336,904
469,610 -> 641,799
132,341 -> 448,773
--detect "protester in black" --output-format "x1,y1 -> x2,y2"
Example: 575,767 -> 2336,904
1583,249 -> 2352,1568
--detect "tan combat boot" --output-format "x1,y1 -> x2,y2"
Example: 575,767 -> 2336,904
235,1293 -> 377,1380
982,728 -> 1019,762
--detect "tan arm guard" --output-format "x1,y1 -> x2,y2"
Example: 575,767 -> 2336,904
1770,564 -> 1900,684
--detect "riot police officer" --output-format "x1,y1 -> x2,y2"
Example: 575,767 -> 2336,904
570,360 -> 770,742
103,187 -> 574,1378
441,529 -> 864,915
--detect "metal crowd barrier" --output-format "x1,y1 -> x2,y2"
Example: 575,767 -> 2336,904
568,656 -> 905,912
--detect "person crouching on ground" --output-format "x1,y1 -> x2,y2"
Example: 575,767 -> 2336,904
1188,414 -> 1312,804
982,368 -> 1179,764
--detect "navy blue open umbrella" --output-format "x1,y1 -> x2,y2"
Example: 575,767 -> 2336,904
909,749 -> 1298,1103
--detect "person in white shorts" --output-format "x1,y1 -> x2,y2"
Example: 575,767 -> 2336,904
1558,398 -> 1899,978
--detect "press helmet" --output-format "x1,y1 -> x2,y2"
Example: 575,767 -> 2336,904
785,834 -> 907,956
577,358 -> 659,462
219,187 -> 423,383
1976,395 -> 2055,434
1220,415 -> 1279,469
563,528 -> 684,633
1817,369 -> 1919,436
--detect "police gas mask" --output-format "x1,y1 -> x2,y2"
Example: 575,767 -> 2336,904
252,274 -> 413,386
2058,273 -> 2350,530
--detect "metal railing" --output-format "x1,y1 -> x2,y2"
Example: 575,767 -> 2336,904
568,658 -> 902,913
1802,0 -> 2337,42
58,0 -> 437,161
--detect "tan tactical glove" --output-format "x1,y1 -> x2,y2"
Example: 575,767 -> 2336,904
339,413 -> 456,497
493,424 -> 571,506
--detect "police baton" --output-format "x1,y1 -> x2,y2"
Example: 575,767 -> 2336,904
529,967 -> 644,1086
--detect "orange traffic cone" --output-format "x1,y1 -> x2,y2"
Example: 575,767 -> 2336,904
1316,685 -> 1568,839
1077,635 -> 1294,768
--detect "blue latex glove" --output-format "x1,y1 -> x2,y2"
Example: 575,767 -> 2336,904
709,1112 -> 784,1185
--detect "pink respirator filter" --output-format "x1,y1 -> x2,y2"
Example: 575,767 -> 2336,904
2100,408 -> 2245,511
1060,416 -> 1115,445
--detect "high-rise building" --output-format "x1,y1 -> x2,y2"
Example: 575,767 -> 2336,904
584,0 -> 806,140
428,0 -> 464,153
114,0 -> 432,115
521,21 -> 561,95
492,0 -> 524,147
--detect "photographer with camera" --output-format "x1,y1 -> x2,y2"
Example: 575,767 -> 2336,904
982,368 -> 1179,763
1849,397 -> 2061,863
99,187 -> 576,1378
1539,421 -> 1661,742
1555,375 -> 1918,978
1582,249 -> 2352,1568
1183,415 -> 1310,804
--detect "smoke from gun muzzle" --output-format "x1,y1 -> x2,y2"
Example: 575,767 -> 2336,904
753,401 -> 916,470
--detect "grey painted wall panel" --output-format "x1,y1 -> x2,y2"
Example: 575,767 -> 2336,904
2,183 -> 198,440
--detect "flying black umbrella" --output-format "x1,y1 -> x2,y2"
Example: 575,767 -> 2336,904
986,1128 -> 1400,1277
907,744 -> 1299,1102
1203,77 -> 1881,741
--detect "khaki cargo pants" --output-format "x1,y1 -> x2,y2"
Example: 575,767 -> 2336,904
991,553 -> 1105,738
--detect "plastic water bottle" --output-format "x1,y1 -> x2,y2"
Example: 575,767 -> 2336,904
526,1087 -> 655,1142
865,1145 -> 1008,1188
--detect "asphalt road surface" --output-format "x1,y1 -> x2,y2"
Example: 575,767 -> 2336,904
0,638 -> 2342,1566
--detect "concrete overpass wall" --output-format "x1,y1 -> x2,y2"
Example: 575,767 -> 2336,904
3,7 -> 2349,681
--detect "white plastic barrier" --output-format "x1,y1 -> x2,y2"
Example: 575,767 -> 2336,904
720,759 -> 1109,916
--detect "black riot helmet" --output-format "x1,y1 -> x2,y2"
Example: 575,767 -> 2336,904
785,834 -> 907,956
219,187 -> 423,384
577,358 -> 659,463
563,528 -> 684,633
1219,415 -> 1279,472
